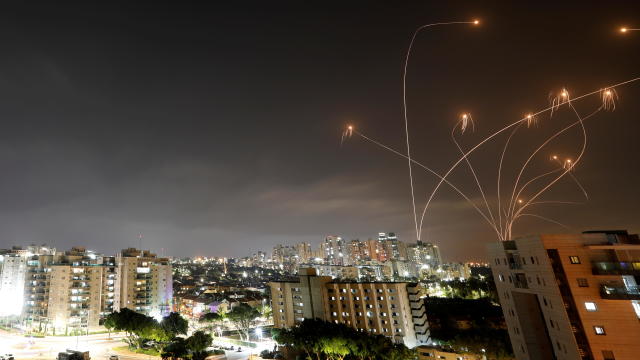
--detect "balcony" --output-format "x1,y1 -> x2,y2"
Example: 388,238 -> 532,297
71,282 -> 90,289
592,262 -> 640,276
600,284 -> 640,300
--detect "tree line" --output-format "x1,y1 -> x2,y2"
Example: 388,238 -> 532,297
273,319 -> 414,360
104,308 -> 212,360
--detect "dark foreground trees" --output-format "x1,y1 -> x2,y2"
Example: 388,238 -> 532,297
104,309 -> 213,359
273,319 -> 415,360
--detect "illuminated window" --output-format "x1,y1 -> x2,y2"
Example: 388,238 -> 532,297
585,302 -> 597,312
569,256 -> 581,264
594,326 -> 606,335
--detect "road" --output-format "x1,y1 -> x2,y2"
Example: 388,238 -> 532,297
0,331 -> 267,360
222,348 -> 253,360
0,331 -> 148,360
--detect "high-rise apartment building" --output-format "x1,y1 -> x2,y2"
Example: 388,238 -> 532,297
379,232 -> 407,261
22,246 -> 110,333
269,268 -> 428,348
295,242 -> 313,264
407,242 -> 441,268
488,231 -> 640,360
0,251 -> 29,316
0,246 -> 172,334
323,236 -> 347,265
366,238 -> 388,262
115,248 -> 173,318
347,239 -> 370,265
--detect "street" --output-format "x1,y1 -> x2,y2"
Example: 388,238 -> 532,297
0,330 -> 263,360
0,331 -> 148,360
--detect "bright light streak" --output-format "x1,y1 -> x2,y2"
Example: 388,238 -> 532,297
601,87 -> 618,111
458,113 -> 474,134
402,20 -> 481,241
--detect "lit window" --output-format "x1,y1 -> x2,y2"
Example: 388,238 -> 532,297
498,274 -> 504,282
594,326 -> 606,335
585,302 -> 597,312
569,256 -> 581,264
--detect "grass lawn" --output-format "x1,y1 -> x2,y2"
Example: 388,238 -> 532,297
113,345 -> 160,357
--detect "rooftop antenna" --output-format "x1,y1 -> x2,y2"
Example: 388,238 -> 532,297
138,234 -> 143,256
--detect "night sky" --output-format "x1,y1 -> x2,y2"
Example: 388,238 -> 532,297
1,1 -> 639,260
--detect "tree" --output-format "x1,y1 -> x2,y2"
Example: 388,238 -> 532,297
187,330 -> 213,360
257,304 -> 273,320
161,312 -> 188,338
103,315 -> 116,340
226,303 -> 260,340
319,337 -> 350,360
161,337 -> 188,360
105,308 -> 165,350
200,311 -> 223,323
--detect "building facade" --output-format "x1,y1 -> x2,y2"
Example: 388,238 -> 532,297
269,268 -> 428,348
0,246 -> 172,334
488,231 -> 640,360
115,248 -> 173,318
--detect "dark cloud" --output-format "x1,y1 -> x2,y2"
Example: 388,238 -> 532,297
0,1 -> 639,260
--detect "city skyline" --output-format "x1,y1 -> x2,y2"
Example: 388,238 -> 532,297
0,2 -> 639,261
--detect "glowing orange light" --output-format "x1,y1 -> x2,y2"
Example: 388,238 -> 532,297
347,125 -> 353,130
518,199 -> 523,204
473,20 -> 480,25
552,155 -> 558,160
621,27 -> 628,33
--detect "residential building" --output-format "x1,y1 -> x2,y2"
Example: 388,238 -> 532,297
0,251 -> 29,316
323,236 -> 347,265
347,239 -> 370,265
379,232 -> 407,261
295,243 -> 313,264
488,230 -> 640,360
269,268 -> 428,348
407,241 -> 442,268
23,247 -> 108,333
115,248 -> 173,318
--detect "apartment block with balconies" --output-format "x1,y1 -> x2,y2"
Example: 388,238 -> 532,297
269,268 -> 429,348
488,230 -> 640,360
115,248 -> 172,318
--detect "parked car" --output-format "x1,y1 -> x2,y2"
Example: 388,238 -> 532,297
109,355 -> 119,360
